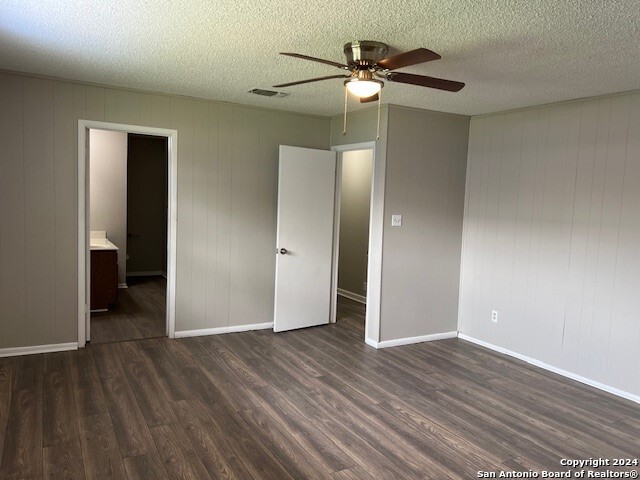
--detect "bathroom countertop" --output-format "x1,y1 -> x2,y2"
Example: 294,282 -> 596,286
90,232 -> 119,251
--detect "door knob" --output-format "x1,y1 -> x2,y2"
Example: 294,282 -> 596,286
279,248 -> 289,255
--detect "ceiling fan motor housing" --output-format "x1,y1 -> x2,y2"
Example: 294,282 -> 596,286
344,41 -> 389,68
274,43 -> 464,93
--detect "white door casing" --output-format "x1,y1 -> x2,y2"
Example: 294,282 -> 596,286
273,146 -> 337,333
78,120 -> 178,347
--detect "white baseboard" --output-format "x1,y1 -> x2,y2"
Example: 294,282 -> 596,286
127,271 -> 164,277
0,342 -> 78,358
118,283 -> 128,289
366,331 -> 458,349
365,337 -> 378,348
337,288 -> 366,304
175,322 -> 273,339
458,334 -> 640,405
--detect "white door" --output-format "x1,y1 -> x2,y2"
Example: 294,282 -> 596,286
273,145 -> 337,332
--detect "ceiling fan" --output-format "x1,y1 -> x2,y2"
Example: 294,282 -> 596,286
274,40 -> 465,103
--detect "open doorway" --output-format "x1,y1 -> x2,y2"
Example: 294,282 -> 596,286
334,148 -> 374,338
88,130 -> 168,343
77,120 -> 178,348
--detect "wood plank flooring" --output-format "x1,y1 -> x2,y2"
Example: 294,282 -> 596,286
91,276 -> 166,344
1,299 -> 639,479
335,295 -> 365,327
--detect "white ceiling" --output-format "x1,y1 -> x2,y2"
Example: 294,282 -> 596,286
1,0 -> 639,117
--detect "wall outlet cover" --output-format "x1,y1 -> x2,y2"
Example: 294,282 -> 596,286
491,310 -> 498,323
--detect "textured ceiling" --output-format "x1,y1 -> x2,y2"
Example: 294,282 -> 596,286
1,0 -> 639,117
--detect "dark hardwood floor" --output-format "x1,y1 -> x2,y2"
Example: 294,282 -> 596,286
1,303 -> 639,478
91,276 -> 166,344
336,295 -> 366,334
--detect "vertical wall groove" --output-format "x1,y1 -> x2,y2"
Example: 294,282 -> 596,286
0,71 -> 330,349
460,93 -> 640,397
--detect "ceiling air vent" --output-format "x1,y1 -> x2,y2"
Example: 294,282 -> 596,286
248,88 -> 289,98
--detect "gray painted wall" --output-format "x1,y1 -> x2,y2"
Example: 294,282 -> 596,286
331,105 -> 469,342
338,149 -> 373,297
382,106 -> 469,341
89,129 -> 128,284
459,93 -> 640,397
331,106 -> 389,342
0,71 -> 329,348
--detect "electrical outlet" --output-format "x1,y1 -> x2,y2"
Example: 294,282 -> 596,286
363,281 -> 367,291
391,214 -> 402,227
491,310 -> 498,323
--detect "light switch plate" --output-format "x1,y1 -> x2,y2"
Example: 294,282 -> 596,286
391,214 -> 402,227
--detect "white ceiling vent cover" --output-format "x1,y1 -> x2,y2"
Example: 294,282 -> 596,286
248,88 -> 290,98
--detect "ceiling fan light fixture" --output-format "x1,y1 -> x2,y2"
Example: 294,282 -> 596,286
345,78 -> 383,98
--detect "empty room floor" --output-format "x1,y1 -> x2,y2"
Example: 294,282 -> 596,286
90,276 -> 166,344
1,320 -> 639,479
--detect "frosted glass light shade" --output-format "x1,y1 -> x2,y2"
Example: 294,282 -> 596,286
345,79 -> 382,98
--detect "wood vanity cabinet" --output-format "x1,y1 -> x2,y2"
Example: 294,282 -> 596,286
91,250 -> 118,310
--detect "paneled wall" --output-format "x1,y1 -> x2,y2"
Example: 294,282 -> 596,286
0,71 -> 329,349
459,93 -> 640,397
331,105 -> 469,343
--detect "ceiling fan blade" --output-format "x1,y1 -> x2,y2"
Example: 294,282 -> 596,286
360,93 -> 379,103
377,48 -> 441,70
280,52 -> 348,69
273,74 -> 351,88
387,72 -> 465,92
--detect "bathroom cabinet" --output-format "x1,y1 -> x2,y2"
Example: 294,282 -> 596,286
91,250 -> 118,310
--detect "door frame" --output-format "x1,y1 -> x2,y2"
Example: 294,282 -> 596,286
77,120 -> 178,347
330,141 -> 381,347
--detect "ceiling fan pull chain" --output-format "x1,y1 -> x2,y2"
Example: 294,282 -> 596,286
343,84 -> 348,136
376,88 -> 382,140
